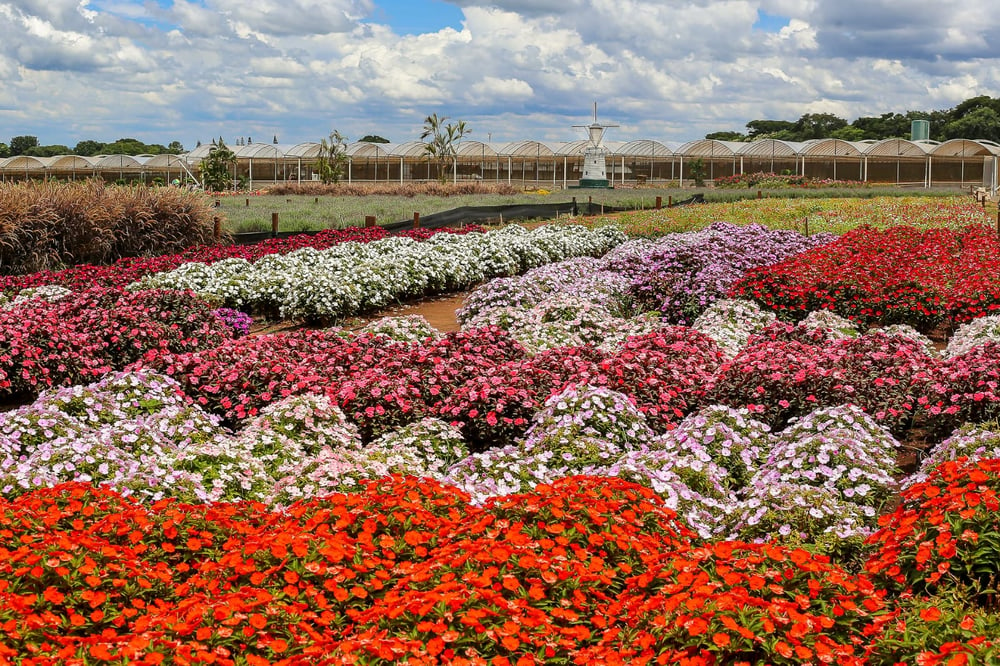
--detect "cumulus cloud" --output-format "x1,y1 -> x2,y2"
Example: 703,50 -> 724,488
0,0 -> 997,149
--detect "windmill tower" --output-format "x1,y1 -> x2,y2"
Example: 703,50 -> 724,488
573,102 -> 618,188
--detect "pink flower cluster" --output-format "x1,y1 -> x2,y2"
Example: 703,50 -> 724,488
0,287 -> 233,398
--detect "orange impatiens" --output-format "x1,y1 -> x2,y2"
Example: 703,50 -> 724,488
0,476 -> 896,665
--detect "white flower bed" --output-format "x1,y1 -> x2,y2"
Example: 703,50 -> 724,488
131,225 -> 626,322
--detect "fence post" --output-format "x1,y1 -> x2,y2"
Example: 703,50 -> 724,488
213,216 -> 222,242
365,215 -> 376,228
804,217 -> 809,237
655,196 -> 662,209
413,212 -> 420,229
668,195 -> 672,207
245,198 -> 249,207
572,197 -> 578,216
758,190 -> 762,199
271,212 -> 279,238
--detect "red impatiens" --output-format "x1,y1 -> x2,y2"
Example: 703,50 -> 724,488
732,224 -> 1000,331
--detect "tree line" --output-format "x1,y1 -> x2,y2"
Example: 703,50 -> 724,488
705,95 -> 1000,143
0,136 -> 185,159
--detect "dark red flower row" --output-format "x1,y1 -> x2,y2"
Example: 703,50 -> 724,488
732,224 -> 1000,330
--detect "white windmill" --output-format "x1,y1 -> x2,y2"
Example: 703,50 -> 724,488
573,102 -> 618,188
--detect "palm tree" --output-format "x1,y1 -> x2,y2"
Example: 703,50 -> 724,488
421,114 -> 469,183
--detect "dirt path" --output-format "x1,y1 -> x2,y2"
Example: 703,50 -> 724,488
249,291 -> 469,336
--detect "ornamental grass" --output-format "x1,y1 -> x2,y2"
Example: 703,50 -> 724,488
0,181 -> 217,275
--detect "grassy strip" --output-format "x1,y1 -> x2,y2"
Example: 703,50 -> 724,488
218,186 -> 969,233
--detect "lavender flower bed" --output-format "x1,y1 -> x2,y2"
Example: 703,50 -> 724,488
628,222 -> 837,325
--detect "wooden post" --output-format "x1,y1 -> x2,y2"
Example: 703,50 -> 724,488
314,197 -> 319,204
365,215 -> 376,228
758,190 -> 762,199
245,198 -> 249,207
668,195 -> 672,207
655,196 -> 662,209
213,216 -> 221,242
413,212 -> 420,229
271,212 -> 279,238
804,217 -> 809,237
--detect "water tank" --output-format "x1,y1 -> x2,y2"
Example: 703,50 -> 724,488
911,120 -> 930,141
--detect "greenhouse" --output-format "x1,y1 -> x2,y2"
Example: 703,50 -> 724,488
1,136 -> 998,191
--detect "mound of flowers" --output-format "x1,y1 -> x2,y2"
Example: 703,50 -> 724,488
131,225 -> 626,324
733,224 -> 1000,330
0,286 -> 234,400
0,225 -> 391,295
0,476 -> 904,665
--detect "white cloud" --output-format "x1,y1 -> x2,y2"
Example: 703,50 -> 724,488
0,0 -> 998,149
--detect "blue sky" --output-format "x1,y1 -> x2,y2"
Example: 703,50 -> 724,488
367,0 -> 464,35
0,0 -> 997,151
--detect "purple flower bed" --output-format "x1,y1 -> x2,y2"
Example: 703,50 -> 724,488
628,222 -> 837,325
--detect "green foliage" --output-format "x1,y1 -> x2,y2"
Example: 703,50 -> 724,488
199,137 -> 237,192
24,145 -> 71,158
421,113 -> 469,183
72,140 -> 103,156
0,142 -> 8,159
9,135 -> 38,156
688,158 -> 707,187
314,130 -> 349,185
705,131 -> 747,141
359,135 -> 390,143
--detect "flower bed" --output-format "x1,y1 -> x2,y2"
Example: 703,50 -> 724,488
732,224 -> 1000,330
4,198 -> 1000,661
601,196 -> 990,238
3,470 -> 1000,664
131,225 -> 627,324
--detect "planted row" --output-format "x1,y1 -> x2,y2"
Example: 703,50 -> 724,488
3,467 -> 1000,665
734,224 -> 1000,329
131,225 -> 627,323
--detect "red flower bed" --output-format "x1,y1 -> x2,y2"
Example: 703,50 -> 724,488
0,477 -> 894,665
710,324 -> 938,434
0,287 -> 233,398
732,225 -> 1000,330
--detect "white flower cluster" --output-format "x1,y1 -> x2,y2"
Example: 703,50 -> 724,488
445,384 -> 652,503
945,314 -> 1000,358
358,314 -> 443,344
4,284 -> 74,309
130,225 -> 626,323
692,299 -> 777,358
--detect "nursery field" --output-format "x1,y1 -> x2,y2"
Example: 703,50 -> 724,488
218,188 -> 969,234
4,196 -> 1000,664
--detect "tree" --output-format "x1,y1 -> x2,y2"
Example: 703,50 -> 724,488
421,113 -> 469,183
705,131 -> 747,141
24,145 -> 70,157
199,137 -> 237,191
942,107 -> 1000,142
0,143 -> 8,159
359,135 -> 390,143
10,135 -> 39,156
73,140 -> 104,156
314,130 -> 349,184
167,141 -> 184,154
745,120 -> 796,139
793,113 -> 848,140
